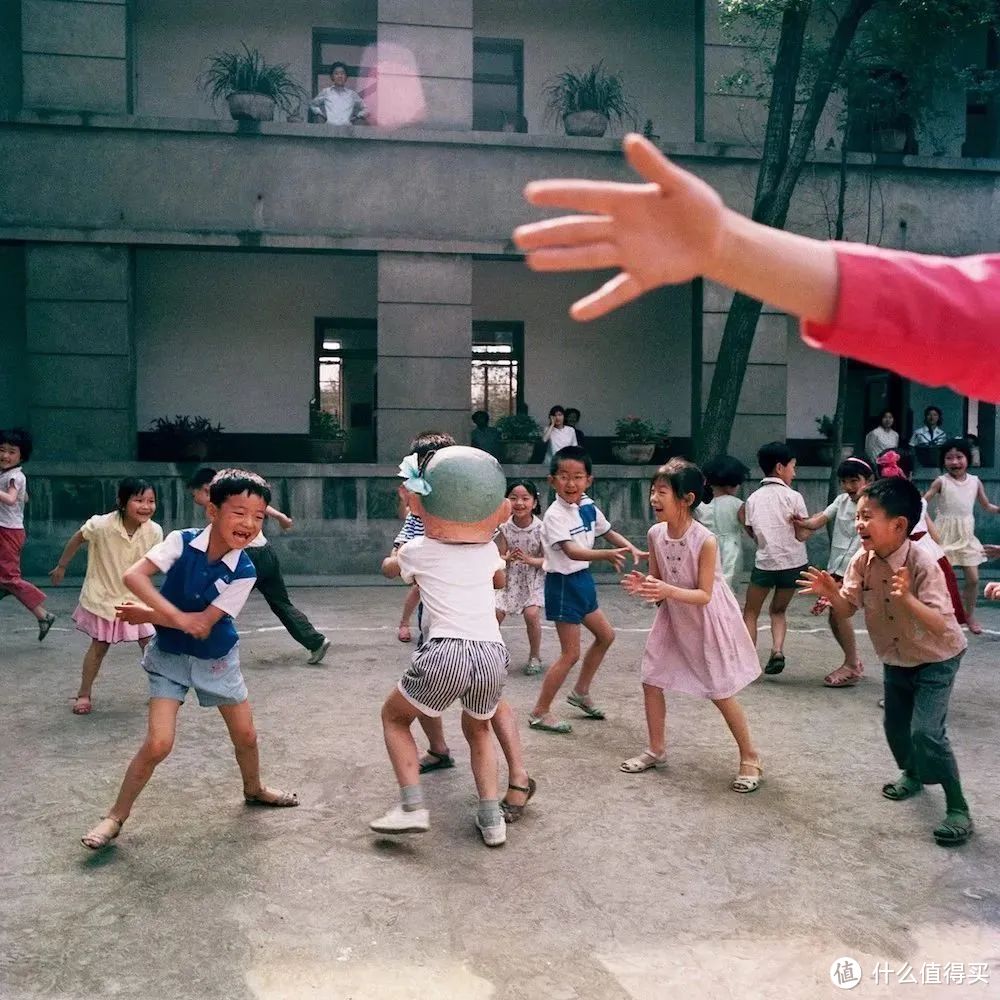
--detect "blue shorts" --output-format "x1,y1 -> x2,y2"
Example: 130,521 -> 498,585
545,569 -> 598,624
142,637 -> 248,707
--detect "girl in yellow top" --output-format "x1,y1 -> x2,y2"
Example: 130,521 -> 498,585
49,478 -> 162,715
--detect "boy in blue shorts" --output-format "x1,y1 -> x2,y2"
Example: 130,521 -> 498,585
81,469 -> 298,850
529,446 -> 644,734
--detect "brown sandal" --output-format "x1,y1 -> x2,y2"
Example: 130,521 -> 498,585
81,816 -> 123,850
244,789 -> 299,807
500,777 -> 536,823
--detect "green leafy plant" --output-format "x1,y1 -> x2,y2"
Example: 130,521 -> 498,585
148,415 -> 224,445
199,43 -> 306,117
542,62 -> 636,129
309,402 -> 346,441
642,118 -> 657,139
815,415 -> 836,441
495,413 -> 542,442
614,416 -> 668,443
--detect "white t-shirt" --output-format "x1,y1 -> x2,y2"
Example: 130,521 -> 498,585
395,536 -> 505,642
542,495 -> 611,574
545,425 -> 578,459
823,492 -> 861,577
0,468 -> 27,529
914,498 -> 946,561
744,478 -> 808,571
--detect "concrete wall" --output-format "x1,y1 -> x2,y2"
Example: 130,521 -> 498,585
134,249 -> 377,434
0,245 -> 27,429
0,0 -> 22,113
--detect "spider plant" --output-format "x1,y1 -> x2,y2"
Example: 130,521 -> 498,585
542,61 -> 637,129
199,43 -> 306,117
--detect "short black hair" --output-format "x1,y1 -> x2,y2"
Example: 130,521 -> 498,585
836,457 -> 873,480
941,438 -> 973,467
550,445 -> 591,475
862,477 -> 922,533
409,431 -> 456,463
471,411 -> 490,427
757,440 -> 795,477
702,454 -> 749,488
0,427 -> 32,463
208,468 -> 271,507
923,405 -> 942,421
187,466 -> 217,490
565,408 -> 581,421
116,477 -> 156,520
330,61 -> 349,76
548,405 -> 565,417
651,459 -> 705,509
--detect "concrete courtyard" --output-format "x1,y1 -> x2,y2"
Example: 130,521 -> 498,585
2,581 -> 999,1000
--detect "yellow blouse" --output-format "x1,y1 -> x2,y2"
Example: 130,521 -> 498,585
79,512 -> 163,621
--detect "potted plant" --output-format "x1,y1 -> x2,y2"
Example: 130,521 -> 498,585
309,402 -> 346,462
612,415 -> 663,464
495,413 -> 542,464
815,415 -> 855,465
542,62 -> 636,137
642,118 -> 661,142
200,43 -> 306,122
147,415 -> 223,462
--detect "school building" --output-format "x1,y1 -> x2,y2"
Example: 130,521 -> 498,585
2,1 -> 1000,574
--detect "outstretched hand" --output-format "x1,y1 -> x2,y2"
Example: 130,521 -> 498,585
797,566 -> 839,600
513,134 -> 726,321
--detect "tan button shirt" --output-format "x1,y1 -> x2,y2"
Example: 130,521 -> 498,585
839,540 -> 966,666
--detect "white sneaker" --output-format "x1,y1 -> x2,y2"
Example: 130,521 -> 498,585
369,803 -> 429,834
307,638 -> 331,665
476,815 -> 507,847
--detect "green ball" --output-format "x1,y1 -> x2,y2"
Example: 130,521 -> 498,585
421,446 -> 507,524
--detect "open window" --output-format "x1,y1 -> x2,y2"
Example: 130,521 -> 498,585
471,321 -> 524,422
311,29 -> 377,122
846,67 -> 916,155
473,38 -> 525,132
315,318 -> 377,461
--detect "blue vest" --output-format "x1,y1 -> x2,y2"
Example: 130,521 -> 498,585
154,529 -> 255,660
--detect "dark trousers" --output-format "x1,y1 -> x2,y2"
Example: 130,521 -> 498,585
883,655 -> 963,786
246,544 -> 324,652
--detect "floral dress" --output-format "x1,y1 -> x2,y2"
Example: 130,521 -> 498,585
496,516 -> 545,615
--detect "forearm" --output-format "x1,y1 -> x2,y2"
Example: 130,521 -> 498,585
123,572 -> 181,626
560,541 -> 608,563
55,534 -> 84,568
382,556 -> 401,578
602,529 -> 635,550
660,584 -> 710,606
0,488 -> 17,505
826,592 -> 856,619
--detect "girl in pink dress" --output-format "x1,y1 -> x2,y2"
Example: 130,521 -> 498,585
621,459 -> 763,792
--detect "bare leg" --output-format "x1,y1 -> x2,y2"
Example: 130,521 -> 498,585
962,565 -> 981,632
523,605 -> 542,660
768,588 -> 795,654
643,683 -> 667,756
531,622 -> 581,720
491,700 -> 530,804
400,585 -> 420,627
742,584 -> 769,647
417,713 -> 450,757
828,611 -> 860,667
218,701 -> 296,804
574,609 -> 615,696
380,690 -> 423,789
461,711 -> 499,801
77,640 -> 110,701
713,695 -> 761,777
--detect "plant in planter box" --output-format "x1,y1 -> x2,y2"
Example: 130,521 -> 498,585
542,61 -> 636,137
148,415 -> 223,462
309,402 -> 346,462
815,414 -> 855,465
612,415 -> 667,464
200,43 -> 306,122
495,412 -> 542,464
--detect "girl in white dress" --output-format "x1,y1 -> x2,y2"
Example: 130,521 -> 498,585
695,455 -> 748,590
924,438 -> 1000,634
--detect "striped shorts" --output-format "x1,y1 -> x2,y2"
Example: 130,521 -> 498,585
398,638 -> 509,720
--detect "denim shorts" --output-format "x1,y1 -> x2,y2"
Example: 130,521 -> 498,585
545,569 -> 599,624
142,637 -> 248,707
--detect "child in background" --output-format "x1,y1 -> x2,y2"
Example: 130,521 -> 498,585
495,479 -> 546,675
696,454 -> 748,590
528,445 -> 644,734
799,478 -> 973,847
49,478 -> 163,714
81,469 -> 298,851
924,438 -> 999,634
621,460 -> 763,790
793,457 -> 874,687
740,441 -> 811,675
0,427 -> 56,639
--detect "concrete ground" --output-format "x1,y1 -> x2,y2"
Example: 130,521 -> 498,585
2,582 -> 999,1000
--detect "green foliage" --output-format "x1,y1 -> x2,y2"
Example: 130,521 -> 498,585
309,403 -> 346,440
495,413 -> 542,442
148,415 -> 224,444
542,62 -> 637,128
614,416 -> 669,443
815,415 -> 836,440
199,43 -> 306,117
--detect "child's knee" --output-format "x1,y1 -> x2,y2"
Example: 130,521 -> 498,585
231,724 -> 258,752
144,735 -> 175,764
461,712 -> 491,738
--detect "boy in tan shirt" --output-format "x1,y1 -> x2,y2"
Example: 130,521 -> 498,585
799,478 -> 972,847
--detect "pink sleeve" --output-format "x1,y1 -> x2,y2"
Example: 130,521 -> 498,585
801,244 -> 1000,402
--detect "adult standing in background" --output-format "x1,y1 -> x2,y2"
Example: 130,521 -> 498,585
309,62 -> 368,126
542,405 -> 577,463
910,406 -> 948,448
864,410 -> 899,466
564,408 -> 586,451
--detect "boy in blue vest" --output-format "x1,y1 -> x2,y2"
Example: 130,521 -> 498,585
81,469 -> 298,850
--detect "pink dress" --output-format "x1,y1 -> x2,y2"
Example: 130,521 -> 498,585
641,520 -> 761,699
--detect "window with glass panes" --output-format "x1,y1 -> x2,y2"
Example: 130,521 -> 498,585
473,38 -> 524,131
472,322 -> 524,422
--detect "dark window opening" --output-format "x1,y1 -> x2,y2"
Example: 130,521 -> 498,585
315,318 -> 377,461
311,28 -> 377,122
472,321 -> 524,422
473,38 -> 524,132
846,67 -> 917,155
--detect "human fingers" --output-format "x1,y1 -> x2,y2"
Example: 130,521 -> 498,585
570,272 -> 644,322
525,242 -> 620,273
523,178 -> 659,215
985,582 -> 1000,600
622,134 -> 699,195
513,215 -> 614,250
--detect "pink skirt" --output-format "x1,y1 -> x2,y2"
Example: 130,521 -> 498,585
73,604 -> 154,643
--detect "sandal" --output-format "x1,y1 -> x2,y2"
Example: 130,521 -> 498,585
881,774 -> 923,801
397,624 -> 412,643
731,758 -> 763,793
72,695 -> 93,715
244,789 -> 299,807
566,691 -> 606,720
933,810 -> 974,846
38,612 -> 56,641
500,777 -> 537,823
523,658 -> 543,676
810,596 -> 831,616
823,663 -> 864,688
763,651 -> 786,675
418,749 -> 456,774
620,750 -> 667,773
81,816 -> 122,850
528,714 -> 572,734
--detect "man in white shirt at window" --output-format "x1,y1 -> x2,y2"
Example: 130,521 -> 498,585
309,62 -> 368,126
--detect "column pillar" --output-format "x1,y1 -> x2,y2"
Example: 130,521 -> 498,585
376,252 -> 471,460
25,244 -> 135,459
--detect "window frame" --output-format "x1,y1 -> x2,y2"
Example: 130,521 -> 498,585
314,317 -> 378,422
472,36 -> 524,132
472,319 -> 525,418
311,28 -> 378,101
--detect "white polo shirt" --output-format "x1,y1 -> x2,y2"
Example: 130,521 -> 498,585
542,495 -> 611,574
824,492 -> 861,577
744,478 -> 808,571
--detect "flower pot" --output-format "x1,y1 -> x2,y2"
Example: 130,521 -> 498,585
179,440 -> 210,463
611,441 -> 656,464
504,441 -> 536,464
227,92 -> 276,122
563,110 -> 609,137
310,438 -> 344,463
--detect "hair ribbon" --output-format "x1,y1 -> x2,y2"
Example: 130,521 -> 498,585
398,453 -> 432,496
